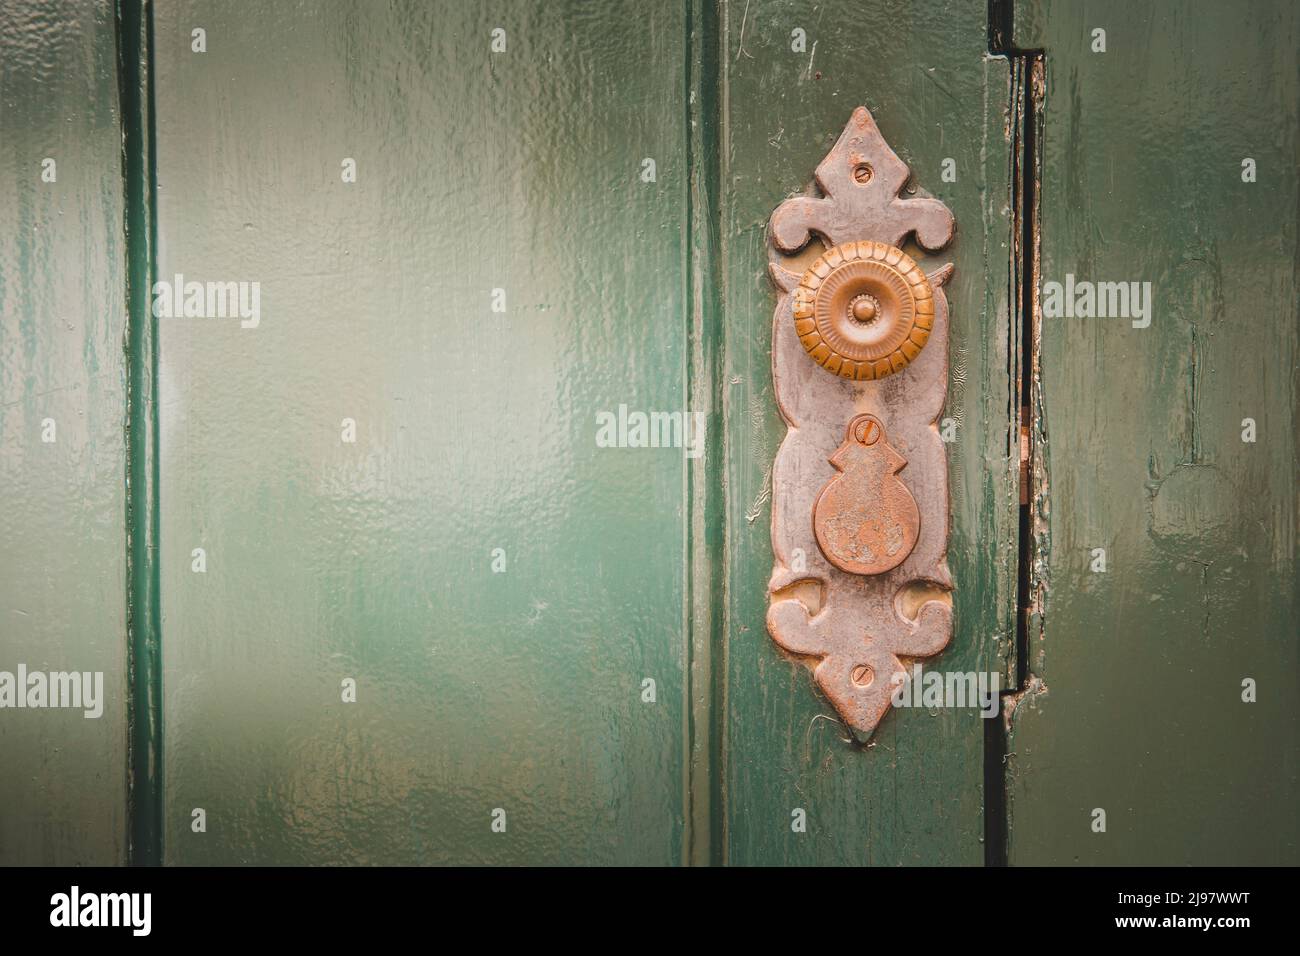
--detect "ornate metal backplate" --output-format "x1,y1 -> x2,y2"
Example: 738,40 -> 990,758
766,106 -> 954,737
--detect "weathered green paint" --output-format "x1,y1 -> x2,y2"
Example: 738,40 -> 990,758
0,0 -> 129,865
717,0 -> 1019,865
684,0 -> 727,867
3,0 -> 1022,868
4,0 -> 1295,868
152,0 -> 693,864
1005,0 -> 1299,864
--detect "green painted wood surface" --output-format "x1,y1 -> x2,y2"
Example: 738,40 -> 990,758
1,0 -> 1021,867
4,0 -> 1294,868
0,0 -> 129,865
717,0 -> 1019,865
1005,0 -> 1299,864
152,0 -> 693,864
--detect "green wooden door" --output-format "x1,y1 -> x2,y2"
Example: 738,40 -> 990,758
717,0 -> 1018,866
1,0 -> 1295,866
1003,0 -> 1299,866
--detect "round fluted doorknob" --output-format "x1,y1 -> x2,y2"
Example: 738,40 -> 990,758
791,241 -> 934,380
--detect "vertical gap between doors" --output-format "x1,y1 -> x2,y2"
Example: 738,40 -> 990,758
987,0 -> 1044,868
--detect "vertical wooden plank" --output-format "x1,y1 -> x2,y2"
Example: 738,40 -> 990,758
152,0 -> 692,864
0,0 -> 129,865
1006,0 -> 1299,864
719,0 -> 1018,864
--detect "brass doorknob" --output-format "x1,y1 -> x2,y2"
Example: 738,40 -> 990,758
791,241 -> 934,380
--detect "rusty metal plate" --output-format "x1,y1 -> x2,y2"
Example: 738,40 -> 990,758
766,106 -> 954,737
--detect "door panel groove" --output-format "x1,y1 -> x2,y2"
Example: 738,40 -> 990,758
114,0 -> 163,868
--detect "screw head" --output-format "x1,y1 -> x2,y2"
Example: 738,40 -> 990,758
852,416 -> 882,446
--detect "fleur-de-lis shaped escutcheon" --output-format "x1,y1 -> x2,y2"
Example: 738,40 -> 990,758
766,106 -> 953,738
813,414 -> 920,576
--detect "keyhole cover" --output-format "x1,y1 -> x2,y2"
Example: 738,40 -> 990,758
812,413 -> 920,576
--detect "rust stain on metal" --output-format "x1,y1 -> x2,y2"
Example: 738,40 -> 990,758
765,106 -> 955,737
813,413 -> 920,575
